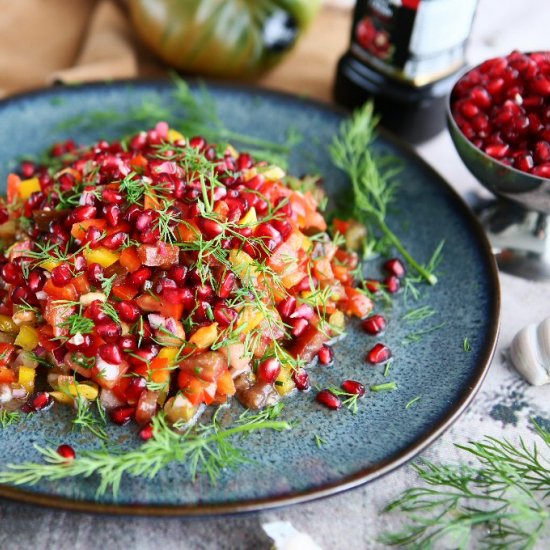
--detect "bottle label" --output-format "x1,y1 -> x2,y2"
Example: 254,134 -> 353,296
351,0 -> 478,86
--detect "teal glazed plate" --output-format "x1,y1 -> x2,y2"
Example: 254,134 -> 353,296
0,81 -> 500,515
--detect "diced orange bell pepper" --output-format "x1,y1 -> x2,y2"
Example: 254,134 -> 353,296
43,279 -> 78,301
112,283 -> 139,301
72,274 -> 91,294
175,221 -> 199,242
181,377 -> 207,406
342,287 -> 373,318
216,370 -> 236,396
189,323 -> 218,349
119,246 -> 141,272
130,154 -> 148,171
7,174 -> 21,204
149,357 -> 170,384
144,193 -> 160,211
0,367 -> 16,384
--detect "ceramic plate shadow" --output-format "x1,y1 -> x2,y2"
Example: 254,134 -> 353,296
0,81 -> 500,515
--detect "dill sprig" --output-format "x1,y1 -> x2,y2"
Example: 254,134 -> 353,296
0,409 -> 291,496
329,102 -> 438,285
0,410 -> 22,429
71,396 -> 109,442
326,386 -> 363,414
381,420 -> 550,549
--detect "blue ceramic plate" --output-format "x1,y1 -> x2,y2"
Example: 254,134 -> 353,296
0,81 -> 499,515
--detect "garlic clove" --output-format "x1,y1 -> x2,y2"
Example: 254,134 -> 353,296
510,320 -> 550,386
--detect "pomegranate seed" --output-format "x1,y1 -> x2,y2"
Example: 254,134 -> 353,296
318,345 -> 334,365
119,335 -> 137,352
135,210 -> 155,232
110,406 -> 136,426
104,204 -> 121,227
316,389 -> 341,410
367,343 -> 392,364
51,263 -> 72,286
290,303 -> 314,320
532,163 -> 550,177
362,314 -> 387,335
84,226 -> 103,248
534,141 -> 550,163
2,262 -> 22,284
189,136 -> 206,149
196,284 -> 214,301
27,270 -> 45,292
257,358 -> 281,384
364,279 -> 381,294
20,160 -> 36,178
87,300 -> 108,322
213,303 -> 237,326
73,205 -> 97,222
116,301 -> 141,323
101,188 -> 124,204
168,265 -> 187,287
292,368 -> 310,391
56,444 -> 76,461
96,320 -> 122,343
87,263 -> 104,285
485,144 -> 510,158
385,275 -> 400,294
31,392 -> 52,411
126,377 -> 147,404
217,272 -> 236,298
277,296 -> 296,318
129,267 -> 152,288
383,258 -> 406,278
102,231 -> 127,250
11,286 -> 32,305
139,424 -> 154,441
341,380 -> 365,397
98,343 -> 123,365
291,318 -> 309,337
198,218 -> 223,239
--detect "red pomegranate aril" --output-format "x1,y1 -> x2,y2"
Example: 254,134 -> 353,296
318,345 -> 334,365
99,343 -> 123,365
135,210 -> 155,232
213,303 -> 237,326
102,231 -> 127,250
532,163 -> 550,178
341,380 -> 365,397
51,263 -> 73,286
277,296 -> 297,318
532,76 -> 550,96
116,301 -> 141,323
129,267 -> 152,288
367,343 -> 392,364
198,218 -> 223,239
291,318 -> 309,337
385,275 -> 400,294
470,86 -> 492,109
56,444 -> 76,461
168,265 -> 187,287
102,188 -> 124,204
2,262 -> 22,284
31,392 -> 52,411
292,368 -> 310,391
383,258 -> 406,278
20,160 -> 36,178
155,278 -> 178,295
11,286 -> 32,305
73,205 -> 97,222
96,320 -> 122,343
364,279 -> 381,294
110,406 -> 136,426
257,358 -> 281,384
534,141 -> 550,163
316,389 -> 342,410
125,376 -> 147,404
27,270 -> 45,292
104,204 -> 121,227
217,272 -> 236,299
290,303 -> 314,320
515,154 -> 534,172
87,263 -> 104,285
87,300 -> 108,322
196,284 -> 214,301
119,335 -> 137,352
139,424 -> 154,441
362,314 -> 387,335
460,100 -> 479,119
485,145 -> 510,159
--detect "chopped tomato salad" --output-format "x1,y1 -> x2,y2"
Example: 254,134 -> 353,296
0,122 -> 372,428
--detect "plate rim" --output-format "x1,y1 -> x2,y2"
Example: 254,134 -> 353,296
0,79 -> 501,516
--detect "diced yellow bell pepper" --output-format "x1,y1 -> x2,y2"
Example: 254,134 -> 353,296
83,247 -> 120,268
329,310 -> 345,331
18,366 -> 36,393
189,323 -> 218,349
167,129 -> 184,142
259,165 -> 285,181
275,365 -> 295,396
18,177 -> 41,200
0,314 -> 18,333
158,346 -> 179,365
239,207 -> 257,226
229,249 -> 259,284
236,307 -> 264,334
40,258 -> 61,271
54,381 -> 99,402
14,325 -> 39,351
49,391 -> 74,406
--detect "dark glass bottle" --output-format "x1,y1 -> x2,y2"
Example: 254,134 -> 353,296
334,0 -> 478,143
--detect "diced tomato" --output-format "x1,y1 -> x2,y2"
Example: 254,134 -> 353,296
0,343 -> 16,367
0,367 -> 16,384
177,370 -> 194,390
333,218 -> 351,236
72,274 -> 91,294
175,221 -> 199,242
136,293 -> 184,320
180,377 -> 207,406
289,325 -> 328,363
43,298 -> 76,338
112,283 -> 138,301
37,325 -> 58,351
119,246 -> 141,272
130,154 -> 148,171
43,279 -> 78,301
137,243 -> 179,269
216,370 -> 236,396
71,219 -> 107,241
202,381 -> 217,405
342,287 -> 373,318
179,351 -> 227,382
313,257 -> 334,281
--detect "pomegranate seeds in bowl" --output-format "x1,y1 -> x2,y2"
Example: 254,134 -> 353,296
450,50 -> 550,177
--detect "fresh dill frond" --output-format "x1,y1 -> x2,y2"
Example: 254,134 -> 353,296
370,382 -> 397,392
381,420 -> 550,549
314,433 -> 327,448
402,322 -> 446,345
0,411 -> 291,496
463,337 -> 472,352
405,396 -> 421,409
71,396 -> 109,441
0,410 -> 22,429
329,102 -> 438,285
402,306 -> 436,323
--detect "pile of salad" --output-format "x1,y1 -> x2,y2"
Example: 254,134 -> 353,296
0,122 -> 374,434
